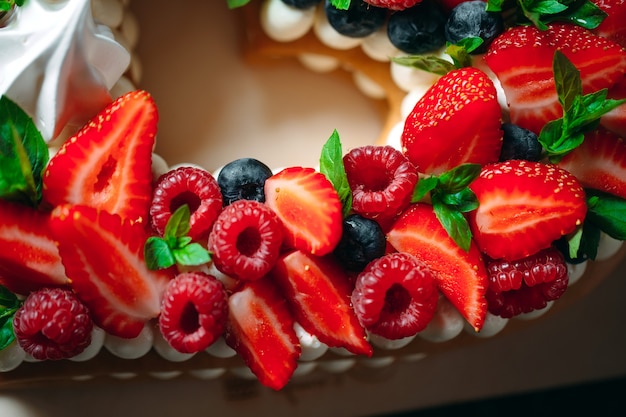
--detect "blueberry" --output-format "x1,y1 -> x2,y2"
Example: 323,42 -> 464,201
387,1 -> 447,54
333,214 -> 386,272
217,158 -> 273,206
325,0 -> 387,38
281,0 -> 321,9
499,123 -> 543,162
444,1 -> 504,54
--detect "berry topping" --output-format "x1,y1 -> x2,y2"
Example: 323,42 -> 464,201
469,160 -> 588,261
499,123 -> 542,162
343,145 -> 418,222
333,214 -> 386,272
485,246 -> 568,293
387,0 -> 447,54
364,0 -> 422,10
485,247 -> 569,318
150,166 -> 223,241
444,0 -> 504,54
387,203 -> 488,331
402,67 -> 503,175
42,90 -> 157,224
270,250 -> 373,356
49,204 -> 173,338
324,0 -> 387,38
352,253 -> 439,339
217,157 -> 273,206
225,278 -> 301,390
0,200 -> 68,295
208,199 -> 284,281
159,272 -> 228,353
264,166 -> 342,256
13,288 -> 93,360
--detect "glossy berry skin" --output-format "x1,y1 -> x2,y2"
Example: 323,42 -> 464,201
217,158 -> 273,206
208,199 -> 283,281
444,0 -> 503,54
485,247 -> 568,293
324,0 -> 387,38
13,288 -> 93,360
387,0 -> 447,54
333,214 -> 386,272
159,272 -> 228,353
150,166 -> 223,241
352,252 -> 439,339
499,123 -> 543,162
343,145 -> 418,222
281,0 -> 321,8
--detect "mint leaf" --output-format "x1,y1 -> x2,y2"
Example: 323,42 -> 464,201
226,0 -> 251,9
391,55 -> 456,76
144,204 -> 212,270
320,130 -> 352,217
0,285 -> 19,351
0,95 -> 49,206
513,0 -> 607,30
411,164 -> 481,251
0,318 -> 15,351
585,190 -> 626,240
173,243 -> 212,266
539,52 -> 626,162
330,0 -> 351,10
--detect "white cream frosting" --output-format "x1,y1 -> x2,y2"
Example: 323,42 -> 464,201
0,0 -> 130,141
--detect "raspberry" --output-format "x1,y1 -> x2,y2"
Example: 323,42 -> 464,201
485,247 -> 570,318
351,252 -> 439,339
363,0 -> 422,10
343,146 -> 418,222
486,247 -> 568,293
208,199 -> 284,281
150,166 -> 223,241
159,272 -> 228,353
13,288 -> 93,360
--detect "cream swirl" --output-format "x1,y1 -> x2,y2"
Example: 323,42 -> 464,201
0,0 -> 129,141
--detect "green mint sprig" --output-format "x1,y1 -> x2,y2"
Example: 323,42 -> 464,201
565,189 -> 626,261
391,38 -> 483,76
0,95 -> 49,207
539,51 -> 626,163
487,0 -> 606,31
319,130 -> 352,217
0,285 -> 20,351
144,205 -> 212,270
0,0 -> 24,13
412,164 -> 481,252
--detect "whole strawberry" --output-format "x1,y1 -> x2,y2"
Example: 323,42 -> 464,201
363,0 -> 422,10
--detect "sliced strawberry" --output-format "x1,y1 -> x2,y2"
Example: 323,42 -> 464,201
270,250 -> 372,356
387,203 -> 488,331
0,200 -> 68,295
558,128 -> 626,199
592,0 -> 626,47
401,67 -> 503,175
42,90 -> 157,224
264,167 -> 342,256
49,204 -> 173,338
485,23 -> 626,134
601,74 -> 626,138
224,278 -> 301,391
469,161 -> 588,260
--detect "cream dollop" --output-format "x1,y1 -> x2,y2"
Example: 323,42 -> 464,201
0,0 -> 130,141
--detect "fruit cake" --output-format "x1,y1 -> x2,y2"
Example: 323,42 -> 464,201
1,0 -> 626,391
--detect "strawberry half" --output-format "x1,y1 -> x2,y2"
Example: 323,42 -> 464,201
224,278 -> 301,391
484,23 -> 626,135
592,0 -> 626,48
42,90 -> 158,224
601,74 -> 626,138
469,160 -> 587,261
270,250 -> 372,356
264,167 -> 342,256
49,205 -> 173,338
558,128 -> 626,199
387,203 -> 488,331
401,67 -> 503,175
0,200 -> 68,295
